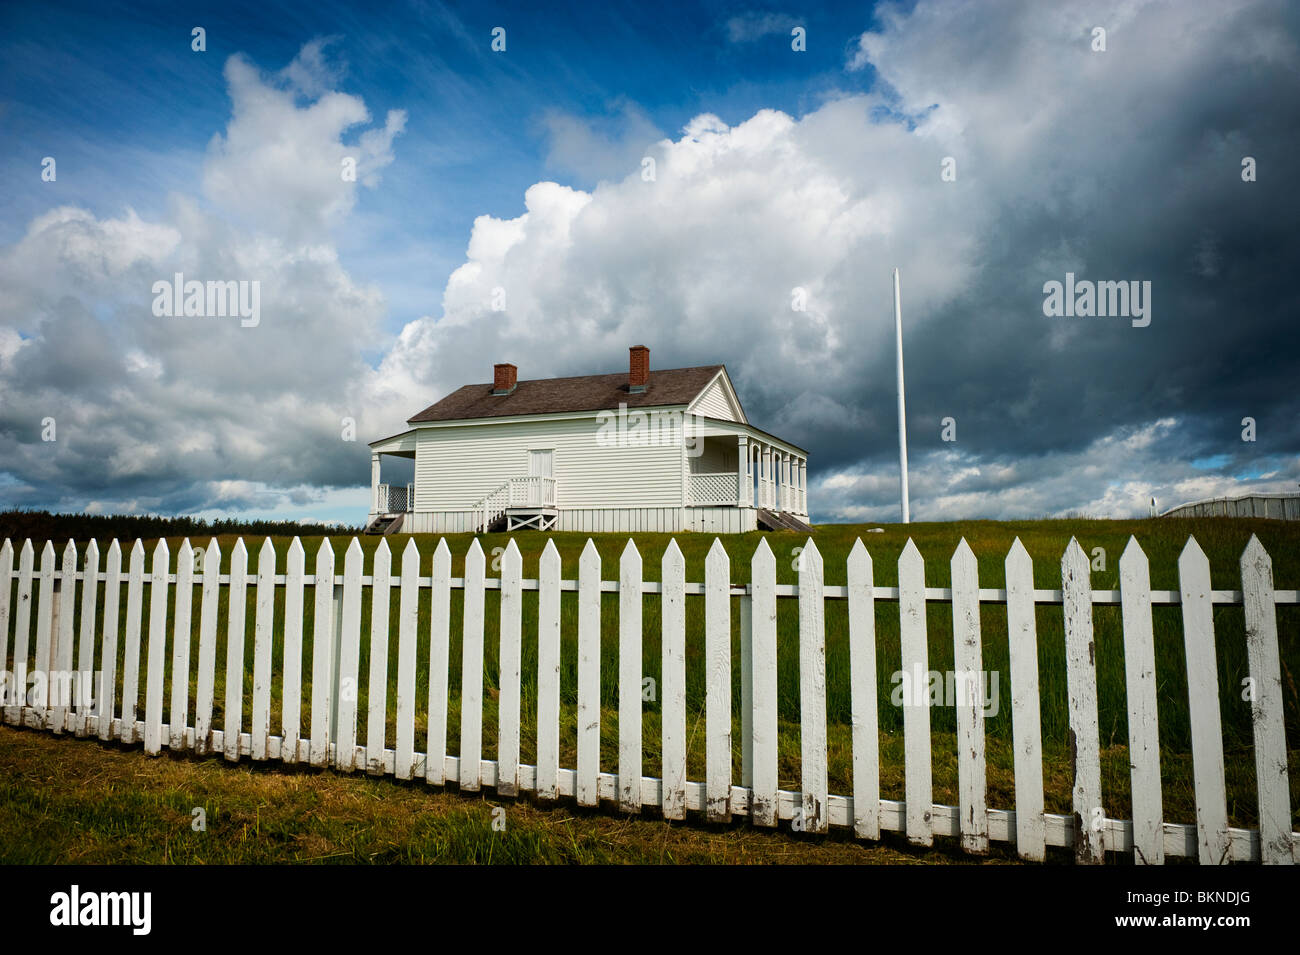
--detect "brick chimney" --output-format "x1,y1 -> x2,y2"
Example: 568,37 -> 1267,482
492,362 -> 517,395
629,345 -> 649,393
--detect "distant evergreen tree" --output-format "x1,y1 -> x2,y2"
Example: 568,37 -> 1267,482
0,510 -> 358,543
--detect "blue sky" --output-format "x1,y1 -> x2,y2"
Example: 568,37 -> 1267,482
1,0 -> 1298,527
2,0 -> 887,338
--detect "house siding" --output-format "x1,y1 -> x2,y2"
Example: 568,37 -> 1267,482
414,415 -> 684,511
689,376 -> 741,421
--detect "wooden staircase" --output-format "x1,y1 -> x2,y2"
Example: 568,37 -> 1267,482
755,508 -> 815,535
364,514 -> 405,535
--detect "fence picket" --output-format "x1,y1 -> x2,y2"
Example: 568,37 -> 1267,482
951,539 -> 988,854
394,538 -> 420,781
577,539 -> 602,808
49,541 -> 77,733
660,539 -> 687,820
95,540 -> 119,739
252,538 -> 276,761
281,537 -> 304,763
847,539 -> 879,839
308,539 -> 335,767
798,538 -> 828,833
898,539 -> 932,845
1179,536 -> 1229,864
11,541 -> 35,727
538,540 -> 562,801
1062,538 -> 1104,864
32,541 -> 55,729
0,540 -> 11,716
496,539 -> 522,795
194,539 -> 220,755
223,538 -> 248,762
740,586 -> 752,792
169,539 -> 192,751
705,538 -> 732,823
9,541 -> 35,727
426,539 -> 451,786
618,539 -> 642,813
1240,535 -> 1294,865
76,540 -> 100,738
460,539 -> 485,791
1005,538 -> 1045,861
749,539 -> 778,827
366,538 -> 392,775
144,539 -> 170,755
1119,537 -> 1163,864
121,540 -> 145,743
52,540 -> 78,733
335,538 -> 363,772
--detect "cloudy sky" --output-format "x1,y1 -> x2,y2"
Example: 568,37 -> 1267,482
1,0 -> 1297,526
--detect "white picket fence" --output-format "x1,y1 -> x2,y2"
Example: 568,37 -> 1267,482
0,532 -> 1295,864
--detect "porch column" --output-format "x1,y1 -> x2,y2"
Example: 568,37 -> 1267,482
783,453 -> 792,512
769,446 -> 777,509
737,435 -> 750,506
370,453 -> 381,515
789,456 -> 796,514
778,453 -> 785,512
762,445 -> 772,508
799,459 -> 808,515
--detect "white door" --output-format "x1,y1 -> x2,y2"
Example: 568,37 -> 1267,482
528,450 -> 553,505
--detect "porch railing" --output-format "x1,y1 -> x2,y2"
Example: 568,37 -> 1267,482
378,483 -> 412,515
690,472 -> 739,505
508,476 -> 557,507
474,477 -> 558,531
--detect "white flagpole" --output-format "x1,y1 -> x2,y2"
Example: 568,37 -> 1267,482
893,268 -> 911,524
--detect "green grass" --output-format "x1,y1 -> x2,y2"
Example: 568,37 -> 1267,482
0,724 -> 1013,864
5,516 -> 1299,842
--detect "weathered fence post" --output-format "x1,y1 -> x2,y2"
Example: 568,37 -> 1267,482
1062,538 -> 1103,864
1119,537 -> 1163,864
705,538 -> 731,823
749,538 -> 778,827
1179,536 -> 1229,864
577,539 -> 602,808
798,537 -> 827,834
1005,538 -> 1045,861
898,539 -> 932,846
618,539 -> 642,813
496,539 -> 522,795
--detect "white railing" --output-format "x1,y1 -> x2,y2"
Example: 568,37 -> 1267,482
473,477 -> 557,531
473,482 -> 510,533
1,532 -> 1294,864
507,476 -> 556,508
379,483 -> 411,515
690,472 -> 739,505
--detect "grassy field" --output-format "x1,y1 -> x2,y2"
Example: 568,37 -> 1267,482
0,723 -> 1020,864
2,516 -> 1298,860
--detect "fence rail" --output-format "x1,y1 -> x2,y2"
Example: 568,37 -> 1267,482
1160,493 -> 1300,521
0,533 -> 1295,864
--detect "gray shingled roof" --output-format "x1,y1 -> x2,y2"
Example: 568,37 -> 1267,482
407,365 -> 725,423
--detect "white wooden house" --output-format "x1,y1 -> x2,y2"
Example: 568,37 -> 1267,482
367,346 -> 811,534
